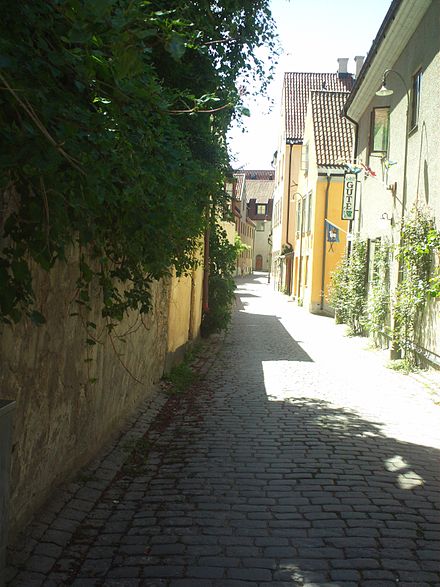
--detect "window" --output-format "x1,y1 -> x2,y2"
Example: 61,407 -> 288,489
256,221 -> 265,232
257,204 -> 267,215
301,143 -> 309,172
306,192 -> 312,232
304,256 -> 309,286
410,69 -> 422,130
370,107 -> 389,154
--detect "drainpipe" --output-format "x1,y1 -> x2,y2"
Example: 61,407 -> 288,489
285,144 -> 294,294
320,174 -> 332,311
297,195 -> 305,302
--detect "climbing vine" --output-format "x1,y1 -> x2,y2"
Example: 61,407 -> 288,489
329,238 -> 368,335
329,255 -> 349,324
393,206 -> 440,366
201,220 -> 244,336
366,238 -> 391,346
0,1 -> 277,326
330,206 -> 440,369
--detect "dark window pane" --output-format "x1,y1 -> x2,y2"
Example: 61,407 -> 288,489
410,69 -> 422,129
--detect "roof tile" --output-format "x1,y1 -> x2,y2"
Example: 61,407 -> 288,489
310,90 -> 353,168
234,169 -> 275,202
284,72 -> 354,143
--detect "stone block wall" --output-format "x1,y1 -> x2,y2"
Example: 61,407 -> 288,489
0,254 -> 171,538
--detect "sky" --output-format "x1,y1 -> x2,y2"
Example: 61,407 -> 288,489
227,0 -> 392,170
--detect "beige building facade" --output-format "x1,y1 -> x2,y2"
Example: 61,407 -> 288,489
345,0 -> 440,363
232,173 -> 255,276
245,170 -> 274,272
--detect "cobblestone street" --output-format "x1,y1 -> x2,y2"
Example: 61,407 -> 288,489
6,273 -> 440,586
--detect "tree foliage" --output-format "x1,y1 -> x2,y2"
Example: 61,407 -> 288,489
0,0 -> 276,324
201,220 -> 244,337
366,238 -> 391,345
393,206 -> 440,366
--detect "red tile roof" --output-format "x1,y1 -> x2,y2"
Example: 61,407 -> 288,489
310,91 -> 353,168
284,72 -> 354,143
241,170 -> 275,181
234,170 -> 275,203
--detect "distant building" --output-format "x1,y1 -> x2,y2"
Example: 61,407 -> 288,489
230,173 -> 255,276
296,90 -> 353,314
244,170 -> 274,272
271,66 -> 355,293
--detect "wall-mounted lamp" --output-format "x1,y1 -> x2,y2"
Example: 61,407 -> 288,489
376,69 -> 410,223
376,81 -> 394,97
375,69 -> 409,98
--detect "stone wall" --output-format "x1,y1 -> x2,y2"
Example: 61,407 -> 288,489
0,253 -> 171,538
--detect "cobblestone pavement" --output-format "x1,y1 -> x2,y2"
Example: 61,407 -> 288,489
6,273 -> 440,586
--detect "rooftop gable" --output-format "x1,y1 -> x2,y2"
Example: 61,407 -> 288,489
310,91 -> 353,168
234,169 -> 275,202
233,173 -> 246,201
284,72 -> 354,144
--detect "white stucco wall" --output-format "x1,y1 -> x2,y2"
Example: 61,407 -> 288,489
253,221 -> 272,271
352,0 -> 440,360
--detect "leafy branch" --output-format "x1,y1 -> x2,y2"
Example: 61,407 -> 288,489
0,1 -> 277,328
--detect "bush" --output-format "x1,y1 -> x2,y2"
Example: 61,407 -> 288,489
329,239 -> 368,335
201,225 -> 245,336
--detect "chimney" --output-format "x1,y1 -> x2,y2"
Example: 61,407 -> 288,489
354,55 -> 364,78
337,57 -> 349,78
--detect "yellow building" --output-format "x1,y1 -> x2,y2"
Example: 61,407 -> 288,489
232,173 -> 255,276
295,90 -> 353,314
271,67 -> 355,294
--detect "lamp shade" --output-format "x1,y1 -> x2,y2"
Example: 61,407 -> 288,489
376,84 -> 393,97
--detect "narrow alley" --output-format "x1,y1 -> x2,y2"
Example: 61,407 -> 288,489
6,274 -> 440,587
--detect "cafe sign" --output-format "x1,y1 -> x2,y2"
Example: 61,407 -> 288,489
342,173 -> 357,220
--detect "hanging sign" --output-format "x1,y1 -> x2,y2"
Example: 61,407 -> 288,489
342,173 -> 357,220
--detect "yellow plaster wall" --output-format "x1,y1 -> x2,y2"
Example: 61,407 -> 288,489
167,254 -> 204,357
222,220 -> 236,245
0,252 -> 171,539
272,145 -> 301,257
189,264 -> 204,340
167,271 -> 192,354
283,144 -> 302,245
307,177 -> 348,314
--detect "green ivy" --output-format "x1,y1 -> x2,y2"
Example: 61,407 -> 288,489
201,220 -> 244,336
329,238 -> 368,335
367,238 -> 391,345
330,207 -> 440,368
0,1 -> 277,326
393,206 -> 440,366
329,255 -> 349,324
